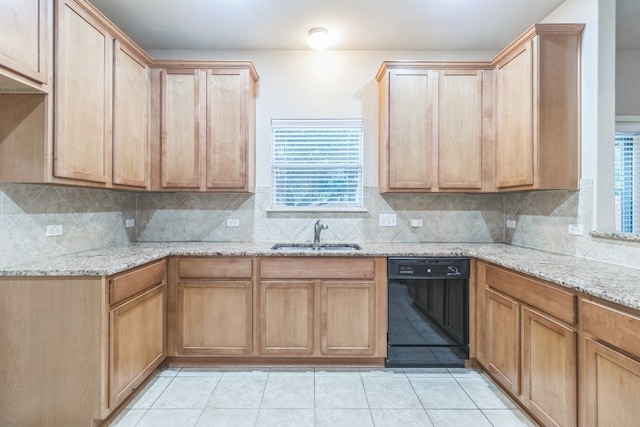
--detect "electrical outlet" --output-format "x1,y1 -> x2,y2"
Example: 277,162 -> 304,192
379,213 -> 397,227
45,224 -> 63,236
410,219 -> 423,228
227,218 -> 240,227
506,220 -> 517,229
125,218 -> 135,228
568,224 -> 584,235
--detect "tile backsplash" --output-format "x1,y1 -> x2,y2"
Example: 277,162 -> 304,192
136,187 -> 505,243
2,183 -> 639,270
0,183 -> 135,268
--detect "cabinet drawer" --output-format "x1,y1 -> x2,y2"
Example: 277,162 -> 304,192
178,257 -> 253,279
260,257 -> 376,280
581,299 -> 640,357
110,261 -> 166,306
486,264 -> 576,325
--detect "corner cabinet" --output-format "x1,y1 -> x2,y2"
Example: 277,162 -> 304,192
580,298 -> 640,427
377,63 -> 492,192
151,62 -> 258,192
55,0 -> 152,189
0,260 -> 166,426
494,23 -> 584,191
476,262 -> 578,427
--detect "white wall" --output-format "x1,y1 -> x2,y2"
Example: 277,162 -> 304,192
542,0 -> 615,232
146,49 -> 496,187
617,49 -> 640,115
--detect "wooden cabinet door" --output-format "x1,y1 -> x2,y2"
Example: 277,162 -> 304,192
582,338 -> 640,427
486,288 -> 520,394
259,281 -> 314,355
113,41 -> 149,188
177,280 -> 252,355
110,284 -> 165,409
386,70 -> 435,190
54,1 -> 112,183
0,0 -> 47,84
205,69 -> 248,190
437,70 -> 483,190
522,307 -> 577,427
320,281 -> 375,356
160,69 -> 201,189
495,41 -> 534,189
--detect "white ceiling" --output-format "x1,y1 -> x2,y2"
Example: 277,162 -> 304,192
88,0 -> 569,51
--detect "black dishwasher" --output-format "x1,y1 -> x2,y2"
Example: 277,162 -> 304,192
386,257 -> 470,367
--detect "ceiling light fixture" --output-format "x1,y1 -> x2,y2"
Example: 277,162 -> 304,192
307,27 -> 329,50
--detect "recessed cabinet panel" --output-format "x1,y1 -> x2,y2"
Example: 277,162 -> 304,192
161,69 -> 200,189
113,42 -> 149,188
320,282 -> 375,355
486,288 -> 520,394
438,70 -> 483,189
522,307 -> 577,427
55,2 -> 112,183
583,338 -> 640,427
110,284 -> 165,409
387,70 -> 433,189
495,43 -> 534,189
259,281 -> 314,355
178,281 -> 252,355
206,70 -> 247,189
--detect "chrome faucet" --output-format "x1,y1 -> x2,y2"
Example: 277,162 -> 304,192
313,220 -> 328,244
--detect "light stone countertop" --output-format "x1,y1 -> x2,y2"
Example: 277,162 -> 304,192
1,241 -> 640,311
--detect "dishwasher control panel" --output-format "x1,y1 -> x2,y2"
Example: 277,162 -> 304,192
388,257 -> 470,280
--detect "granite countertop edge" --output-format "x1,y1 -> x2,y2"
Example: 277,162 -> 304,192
2,241 -> 640,311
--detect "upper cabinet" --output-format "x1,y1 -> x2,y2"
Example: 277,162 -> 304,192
54,0 -> 152,189
0,0 -> 49,91
377,63 -> 493,193
494,24 -> 584,191
377,23 -> 584,194
54,0 -> 113,184
1,0 -> 258,192
0,0 -> 153,189
112,42 -> 150,188
151,62 -> 258,192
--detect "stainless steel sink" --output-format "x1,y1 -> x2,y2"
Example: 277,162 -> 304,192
271,243 -> 362,252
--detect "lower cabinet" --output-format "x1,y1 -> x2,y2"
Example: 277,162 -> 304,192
0,260 -> 167,426
109,283 -> 165,408
580,298 -> 640,427
169,257 -> 254,356
320,281 -> 376,355
477,262 -> 577,427
521,306 -> 577,427
257,257 -> 386,359
108,260 -> 167,409
259,280 -> 315,355
486,288 -> 520,394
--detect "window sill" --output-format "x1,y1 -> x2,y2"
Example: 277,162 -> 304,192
589,231 -> 640,243
267,207 -> 369,214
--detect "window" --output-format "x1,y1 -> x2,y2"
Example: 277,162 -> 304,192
614,131 -> 640,233
271,119 -> 363,210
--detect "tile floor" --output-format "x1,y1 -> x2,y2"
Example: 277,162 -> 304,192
109,367 -> 537,427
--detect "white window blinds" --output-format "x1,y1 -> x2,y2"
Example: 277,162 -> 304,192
271,119 -> 363,209
614,131 -> 640,233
